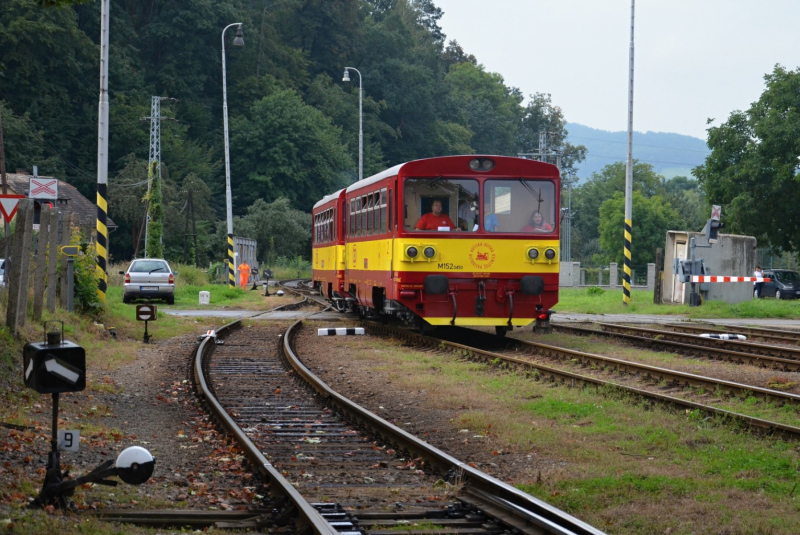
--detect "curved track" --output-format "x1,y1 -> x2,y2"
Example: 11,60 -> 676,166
192,320 -> 605,535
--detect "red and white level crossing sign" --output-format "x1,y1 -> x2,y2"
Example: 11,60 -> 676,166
710,205 -> 722,221
690,276 -> 770,283
29,178 -> 58,199
0,194 -> 25,223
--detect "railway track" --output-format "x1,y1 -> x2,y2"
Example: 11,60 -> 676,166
191,319 -> 605,535
356,323 -> 800,440
666,322 -> 800,345
552,323 -> 800,372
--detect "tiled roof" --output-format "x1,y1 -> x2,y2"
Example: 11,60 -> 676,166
2,173 -> 117,230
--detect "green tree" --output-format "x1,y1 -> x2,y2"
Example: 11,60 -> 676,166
664,175 -> 708,233
571,161 -> 666,265
231,198 -> 311,262
144,162 -> 164,259
230,88 -> 352,212
598,191 -> 680,266
695,65 -> 800,251
444,62 -> 522,155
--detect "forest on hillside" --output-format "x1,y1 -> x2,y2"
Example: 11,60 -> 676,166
0,0 -> 588,265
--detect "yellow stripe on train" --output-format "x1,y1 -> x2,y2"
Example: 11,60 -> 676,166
343,238 -> 559,273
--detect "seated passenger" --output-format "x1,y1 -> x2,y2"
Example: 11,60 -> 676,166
484,212 -> 499,232
415,200 -> 456,231
521,212 -> 552,232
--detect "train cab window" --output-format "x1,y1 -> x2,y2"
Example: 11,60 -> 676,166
483,179 -> 556,233
388,189 -> 393,231
404,177 -> 479,232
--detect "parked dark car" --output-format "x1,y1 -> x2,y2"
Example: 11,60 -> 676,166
760,269 -> 800,299
120,258 -> 176,304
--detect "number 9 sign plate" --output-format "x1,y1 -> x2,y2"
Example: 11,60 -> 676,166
58,430 -> 80,452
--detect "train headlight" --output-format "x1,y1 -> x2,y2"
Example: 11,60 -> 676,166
468,158 -> 495,172
423,246 -> 436,259
527,248 -> 539,260
406,246 -> 419,259
544,248 -> 556,260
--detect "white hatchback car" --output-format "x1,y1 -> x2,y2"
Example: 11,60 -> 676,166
120,258 -> 176,304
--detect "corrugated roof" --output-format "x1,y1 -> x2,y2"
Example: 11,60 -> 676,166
2,173 -> 117,229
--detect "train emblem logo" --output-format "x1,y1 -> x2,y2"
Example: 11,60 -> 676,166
468,242 -> 496,269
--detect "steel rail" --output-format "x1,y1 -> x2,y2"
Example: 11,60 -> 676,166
597,322 -> 800,361
283,320 -> 606,535
192,319 -> 339,535
508,330 -> 800,407
553,324 -> 800,372
667,322 -> 800,345
361,323 -> 800,440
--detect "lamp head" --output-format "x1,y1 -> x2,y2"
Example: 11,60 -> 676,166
342,68 -> 350,83
233,24 -> 244,46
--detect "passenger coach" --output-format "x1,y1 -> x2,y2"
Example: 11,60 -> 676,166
312,155 -> 559,334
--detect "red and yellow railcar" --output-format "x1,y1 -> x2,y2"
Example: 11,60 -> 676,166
311,188 -> 347,309
312,156 -> 559,333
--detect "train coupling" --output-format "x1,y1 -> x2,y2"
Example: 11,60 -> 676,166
533,307 -> 553,334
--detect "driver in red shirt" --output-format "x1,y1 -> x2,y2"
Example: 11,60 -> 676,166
415,200 -> 457,231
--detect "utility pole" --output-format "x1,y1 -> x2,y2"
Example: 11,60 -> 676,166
141,96 -> 176,258
96,0 -> 110,305
0,103 -> 9,261
622,0 -> 636,306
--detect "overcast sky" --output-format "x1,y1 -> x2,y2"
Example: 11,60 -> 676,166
434,0 -> 800,141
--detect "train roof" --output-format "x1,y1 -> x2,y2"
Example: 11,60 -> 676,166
312,188 -> 345,210
345,155 -> 558,195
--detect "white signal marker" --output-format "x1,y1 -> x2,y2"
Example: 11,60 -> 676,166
44,358 -> 80,385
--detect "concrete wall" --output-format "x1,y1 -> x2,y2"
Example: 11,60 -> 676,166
662,231 -> 757,304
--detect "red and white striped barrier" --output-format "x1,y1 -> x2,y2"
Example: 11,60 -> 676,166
690,276 -> 770,283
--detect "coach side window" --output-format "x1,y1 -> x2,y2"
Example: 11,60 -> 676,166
349,199 -> 355,238
355,197 -> 362,236
380,188 -> 387,234
367,194 -> 374,236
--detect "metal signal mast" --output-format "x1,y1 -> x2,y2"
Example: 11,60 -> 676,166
141,96 -> 176,258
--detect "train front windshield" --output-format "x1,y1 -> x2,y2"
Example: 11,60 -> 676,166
403,177 -> 555,233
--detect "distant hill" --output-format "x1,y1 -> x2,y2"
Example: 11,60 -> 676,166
565,123 -> 710,182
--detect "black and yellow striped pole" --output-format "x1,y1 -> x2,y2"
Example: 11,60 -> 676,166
623,218 -> 632,304
622,0 -> 635,306
97,184 -> 109,301
95,0 -> 110,304
227,234 -> 235,287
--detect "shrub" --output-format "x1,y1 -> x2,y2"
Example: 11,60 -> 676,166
175,264 -> 208,286
587,286 -> 605,296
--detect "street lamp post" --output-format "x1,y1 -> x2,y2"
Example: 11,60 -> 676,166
222,23 -> 243,288
342,67 -> 362,181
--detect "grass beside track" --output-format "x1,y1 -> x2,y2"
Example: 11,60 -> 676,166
310,322 -> 800,535
559,287 -> 800,319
